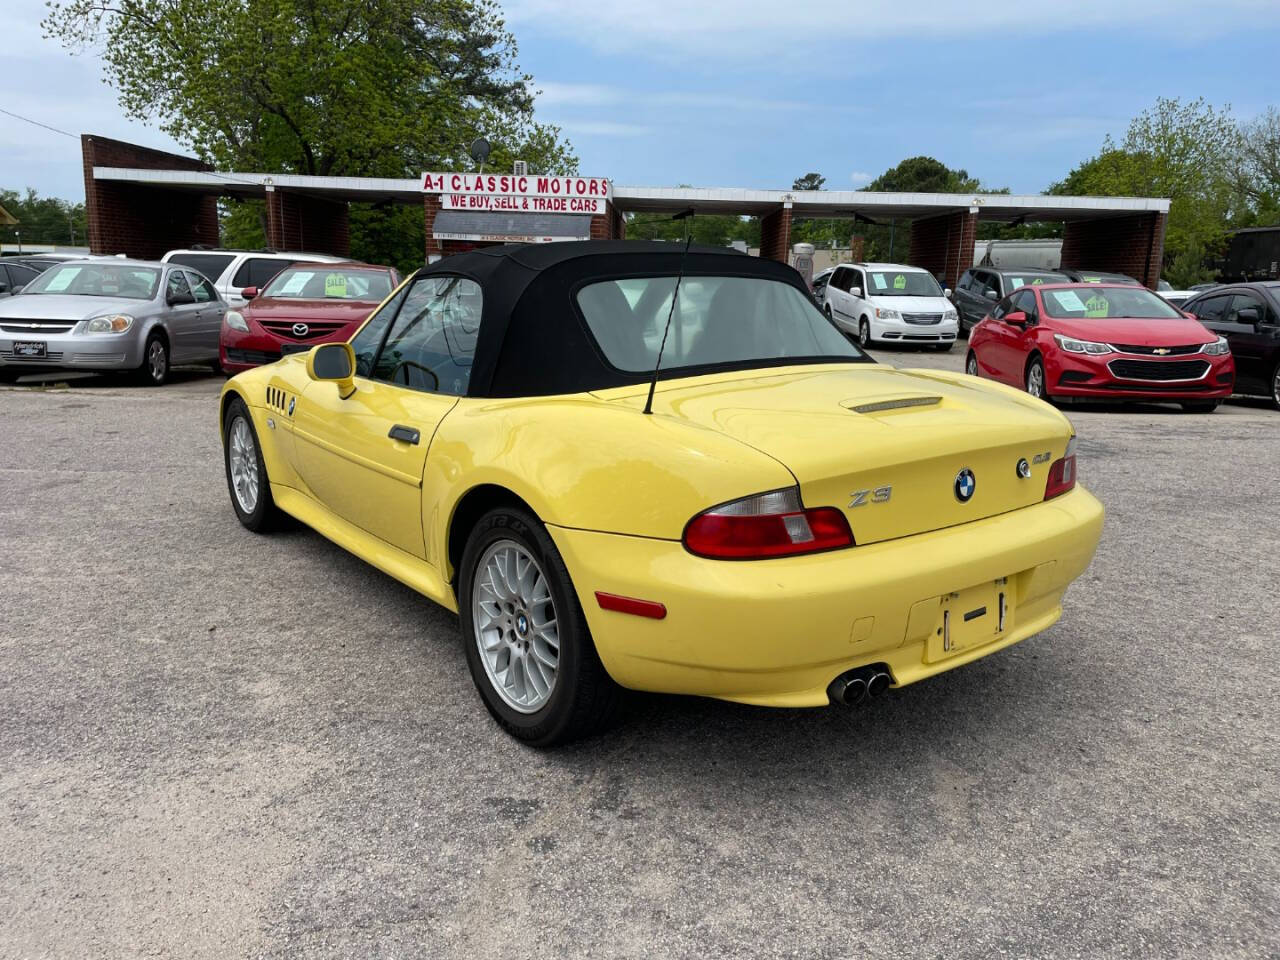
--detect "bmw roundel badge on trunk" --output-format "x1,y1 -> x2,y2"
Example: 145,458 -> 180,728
954,468 -> 976,502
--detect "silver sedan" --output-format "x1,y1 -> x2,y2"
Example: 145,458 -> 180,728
0,259 -> 226,385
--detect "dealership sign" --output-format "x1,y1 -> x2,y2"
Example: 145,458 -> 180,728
422,173 -> 611,215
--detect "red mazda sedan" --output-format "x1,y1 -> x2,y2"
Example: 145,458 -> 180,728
220,262 -> 400,373
966,283 -> 1234,412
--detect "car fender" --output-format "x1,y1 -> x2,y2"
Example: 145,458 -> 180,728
424,394 -> 797,570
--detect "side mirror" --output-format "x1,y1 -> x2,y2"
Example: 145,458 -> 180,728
11,285 -> 23,295
306,342 -> 356,396
1237,306 -> 1260,325
1004,311 -> 1028,326
984,289 -> 999,301
944,287 -> 952,299
241,286 -> 259,300
850,286 -> 862,298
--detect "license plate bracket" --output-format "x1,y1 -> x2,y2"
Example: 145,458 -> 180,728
12,341 -> 46,358
924,578 -> 1012,663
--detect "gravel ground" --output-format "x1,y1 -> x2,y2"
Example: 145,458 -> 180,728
1,355 -> 1277,959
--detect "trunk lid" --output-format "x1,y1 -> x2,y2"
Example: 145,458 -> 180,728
599,364 -> 1073,546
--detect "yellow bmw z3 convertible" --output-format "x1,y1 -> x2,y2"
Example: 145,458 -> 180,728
218,240 -> 1103,744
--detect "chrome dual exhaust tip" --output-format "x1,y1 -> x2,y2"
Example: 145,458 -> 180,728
827,665 -> 893,706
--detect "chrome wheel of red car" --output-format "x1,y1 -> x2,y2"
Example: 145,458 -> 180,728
1026,357 -> 1046,399
965,353 -> 979,377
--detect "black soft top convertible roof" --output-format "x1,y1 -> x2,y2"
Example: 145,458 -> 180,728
411,240 -> 860,398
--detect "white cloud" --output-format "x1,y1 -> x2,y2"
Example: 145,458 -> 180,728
849,171 -> 872,186
559,120 -> 652,137
536,83 -> 829,114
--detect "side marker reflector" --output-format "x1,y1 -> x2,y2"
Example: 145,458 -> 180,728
595,592 -> 667,620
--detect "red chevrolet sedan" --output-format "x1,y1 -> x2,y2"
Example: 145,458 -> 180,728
220,262 -> 400,373
966,283 -> 1234,412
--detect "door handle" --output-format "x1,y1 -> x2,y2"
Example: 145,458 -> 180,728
388,425 -> 420,445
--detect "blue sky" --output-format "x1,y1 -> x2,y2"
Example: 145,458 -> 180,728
6,0 -> 1280,202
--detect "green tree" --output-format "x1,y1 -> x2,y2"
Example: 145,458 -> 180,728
855,158 -> 999,261
1234,106 -> 1280,226
1050,97 -> 1241,286
0,188 -> 88,247
44,0 -> 576,266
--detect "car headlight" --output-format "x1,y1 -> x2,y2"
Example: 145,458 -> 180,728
224,310 -> 249,333
1201,336 -> 1230,356
1054,333 -> 1112,355
84,314 -> 134,334
875,307 -> 901,320
943,309 -> 958,322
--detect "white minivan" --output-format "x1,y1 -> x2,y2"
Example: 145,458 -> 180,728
821,262 -> 958,351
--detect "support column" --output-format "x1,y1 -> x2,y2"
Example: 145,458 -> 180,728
907,208 -> 977,293
1061,213 -> 1166,289
760,203 -> 793,262
423,193 -> 443,261
264,189 -> 349,256
589,201 -> 624,240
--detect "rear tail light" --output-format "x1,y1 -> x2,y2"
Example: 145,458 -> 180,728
682,487 -> 854,560
1044,437 -> 1077,500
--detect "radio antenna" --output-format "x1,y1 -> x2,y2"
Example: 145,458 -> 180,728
642,208 -> 695,415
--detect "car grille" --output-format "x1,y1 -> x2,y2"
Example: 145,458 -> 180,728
1109,343 -> 1203,356
225,348 -> 280,365
258,320 -> 349,341
1,320 -> 77,334
70,353 -> 127,364
0,349 -> 64,362
1107,359 -> 1210,382
902,312 -> 943,325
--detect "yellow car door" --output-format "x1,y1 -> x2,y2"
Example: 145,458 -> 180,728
291,274 -> 481,560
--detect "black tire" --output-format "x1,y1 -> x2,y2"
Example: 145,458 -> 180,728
209,355 -> 225,376
222,396 -> 282,532
859,318 -> 872,348
965,352 -> 979,377
137,331 -> 169,386
1026,355 -> 1049,401
823,304 -> 833,321
459,506 -> 621,746
1271,362 -> 1280,410
1180,401 -> 1220,413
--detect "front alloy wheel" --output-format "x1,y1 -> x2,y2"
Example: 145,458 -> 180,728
138,333 -> 169,386
966,352 -> 979,377
1026,357 -> 1047,400
459,506 -> 620,745
222,396 -> 281,532
859,318 -> 871,347
1272,363 -> 1280,410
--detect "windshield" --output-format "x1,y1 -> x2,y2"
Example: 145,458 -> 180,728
1041,286 -> 1184,320
261,267 -> 392,301
576,275 -> 865,373
1005,273 -> 1061,290
22,263 -> 160,300
865,270 -> 942,298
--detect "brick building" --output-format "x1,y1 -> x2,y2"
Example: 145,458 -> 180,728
82,135 -> 1171,290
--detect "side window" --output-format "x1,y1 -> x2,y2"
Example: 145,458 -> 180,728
0,265 -> 10,286
850,270 -> 865,295
1011,289 -> 1037,317
351,284 -> 410,377
11,264 -> 40,285
166,270 -> 192,303
232,257 -> 290,289
957,270 -> 973,291
981,272 -> 1002,298
370,276 -> 481,396
991,294 -> 1014,321
828,268 -> 846,293
1192,294 -> 1229,323
187,272 -> 217,302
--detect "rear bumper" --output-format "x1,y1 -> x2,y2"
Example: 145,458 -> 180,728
549,485 -> 1104,707
1049,351 -> 1234,399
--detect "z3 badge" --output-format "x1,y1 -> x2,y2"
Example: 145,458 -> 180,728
848,486 -> 892,508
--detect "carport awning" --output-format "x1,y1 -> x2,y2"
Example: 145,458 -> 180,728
432,211 -> 592,243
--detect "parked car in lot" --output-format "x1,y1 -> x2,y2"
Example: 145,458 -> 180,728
1057,268 -> 1140,285
218,240 -> 1103,745
810,266 -> 833,306
162,248 -> 349,309
820,262 -> 958,350
953,267 -> 1067,334
0,260 -> 42,296
965,283 -> 1233,412
220,262 -> 400,373
1182,281 -> 1280,407
0,259 -> 225,384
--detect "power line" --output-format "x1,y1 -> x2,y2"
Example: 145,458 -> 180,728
0,107 -> 78,140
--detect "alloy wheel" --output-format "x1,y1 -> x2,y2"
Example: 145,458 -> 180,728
148,339 -> 167,383
472,540 -> 559,714
228,416 -> 260,514
859,320 -> 870,347
1273,364 -> 1280,409
1027,360 -> 1045,399
966,354 -> 978,377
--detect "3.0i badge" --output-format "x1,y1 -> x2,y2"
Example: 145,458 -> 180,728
954,468 -> 976,503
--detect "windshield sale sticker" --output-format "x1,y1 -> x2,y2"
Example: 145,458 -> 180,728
324,274 -> 348,297
893,274 -> 906,289
45,267 -> 80,292
1010,278 -> 1025,289
872,273 -> 887,290
1052,290 -> 1087,313
1084,294 -> 1110,317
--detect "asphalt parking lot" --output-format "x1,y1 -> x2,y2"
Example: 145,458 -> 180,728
2,353 -> 1277,959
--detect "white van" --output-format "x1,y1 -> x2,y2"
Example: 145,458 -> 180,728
161,248 -> 348,309
821,262 -> 958,351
